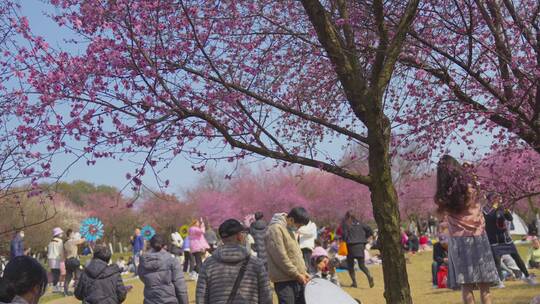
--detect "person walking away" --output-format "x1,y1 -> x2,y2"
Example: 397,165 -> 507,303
527,238 -> 540,269
63,229 -> 85,296
189,218 -> 210,280
0,256 -> 48,304
196,219 -> 272,304
130,228 -> 145,277
170,230 -> 184,265
435,155 -> 499,304
75,244 -> 128,304
341,211 -> 374,288
265,207 -> 310,304
298,220 -> 317,273
483,193 -> 536,286
10,231 -> 28,261
428,215 -> 438,236
47,227 -> 64,293
432,235 -> 449,288
250,212 -> 268,266
204,224 -> 218,255
138,235 -> 189,304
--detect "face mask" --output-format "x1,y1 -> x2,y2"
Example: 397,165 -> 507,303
288,226 -> 298,233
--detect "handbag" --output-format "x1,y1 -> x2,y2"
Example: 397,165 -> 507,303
338,241 -> 348,256
437,265 -> 448,289
226,256 -> 251,304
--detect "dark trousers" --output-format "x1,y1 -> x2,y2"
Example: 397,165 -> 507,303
193,252 -> 204,273
347,256 -> 371,284
183,251 -> 194,272
432,262 -> 441,286
64,267 -> 80,294
301,248 -> 312,273
274,280 -> 305,304
51,269 -> 61,286
493,252 -> 529,279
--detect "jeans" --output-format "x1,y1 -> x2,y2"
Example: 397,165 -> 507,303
183,251 -> 194,273
51,269 -> 61,286
274,280 -> 305,304
64,267 -> 80,294
133,252 -> 141,275
193,252 -> 204,273
301,248 -> 312,273
432,262 -> 441,286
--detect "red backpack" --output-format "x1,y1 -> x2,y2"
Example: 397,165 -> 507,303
437,265 -> 448,289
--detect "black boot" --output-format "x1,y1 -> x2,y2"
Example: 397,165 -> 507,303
368,275 -> 375,288
349,270 -> 358,288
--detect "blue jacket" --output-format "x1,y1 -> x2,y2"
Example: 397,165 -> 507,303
10,235 -> 24,260
132,235 -> 145,254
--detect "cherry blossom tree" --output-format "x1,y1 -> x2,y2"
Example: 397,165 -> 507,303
399,0 -> 540,158
12,1 -> 421,301
476,148 -> 540,206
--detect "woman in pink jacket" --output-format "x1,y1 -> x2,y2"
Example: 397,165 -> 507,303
188,218 -> 209,276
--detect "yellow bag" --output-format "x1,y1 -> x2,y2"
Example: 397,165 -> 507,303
338,241 -> 348,256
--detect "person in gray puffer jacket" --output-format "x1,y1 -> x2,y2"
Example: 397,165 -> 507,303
196,219 -> 272,304
249,212 -> 268,265
75,244 -> 127,304
138,235 -> 189,304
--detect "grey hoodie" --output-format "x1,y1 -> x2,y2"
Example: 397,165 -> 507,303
196,244 -> 272,304
138,249 -> 188,304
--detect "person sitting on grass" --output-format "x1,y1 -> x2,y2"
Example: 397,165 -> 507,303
75,244 -> 128,304
528,238 -> 540,269
432,236 -> 448,288
310,246 -> 340,287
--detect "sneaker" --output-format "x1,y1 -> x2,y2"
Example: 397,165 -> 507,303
524,276 -> 538,285
350,282 -> 358,288
432,285 -> 438,289
496,281 -> 505,289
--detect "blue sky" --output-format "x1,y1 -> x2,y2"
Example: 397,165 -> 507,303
17,1 -> 496,196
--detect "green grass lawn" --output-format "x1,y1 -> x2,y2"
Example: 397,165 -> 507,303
41,246 -> 540,304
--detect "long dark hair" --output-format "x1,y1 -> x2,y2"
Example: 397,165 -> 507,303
0,256 -> 48,302
435,155 -> 475,215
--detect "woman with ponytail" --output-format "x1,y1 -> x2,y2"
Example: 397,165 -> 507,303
0,256 -> 48,304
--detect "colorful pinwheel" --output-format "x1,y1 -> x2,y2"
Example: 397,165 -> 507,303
141,225 -> 155,240
179,225 -> 189,238
80,217 -> 104,242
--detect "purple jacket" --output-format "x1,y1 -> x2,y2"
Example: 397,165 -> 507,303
189,224 -> 209,253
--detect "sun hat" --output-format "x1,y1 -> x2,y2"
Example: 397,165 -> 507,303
311,246 -> 328,259
52,227 -> 63,237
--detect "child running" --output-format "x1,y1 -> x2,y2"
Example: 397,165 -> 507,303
435,155 -> 499,304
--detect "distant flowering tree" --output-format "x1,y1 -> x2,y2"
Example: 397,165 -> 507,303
399,0 -> 540,158
10,1 -> 422,301
476,148 -> 540,207
189,168 -> 373,226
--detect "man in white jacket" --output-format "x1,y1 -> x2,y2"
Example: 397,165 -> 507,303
297,220 -> 317,272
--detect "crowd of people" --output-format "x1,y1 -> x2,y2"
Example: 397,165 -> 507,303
0,155 -> 539,304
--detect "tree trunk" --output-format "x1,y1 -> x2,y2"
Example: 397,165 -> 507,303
367,97 -> 413,304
